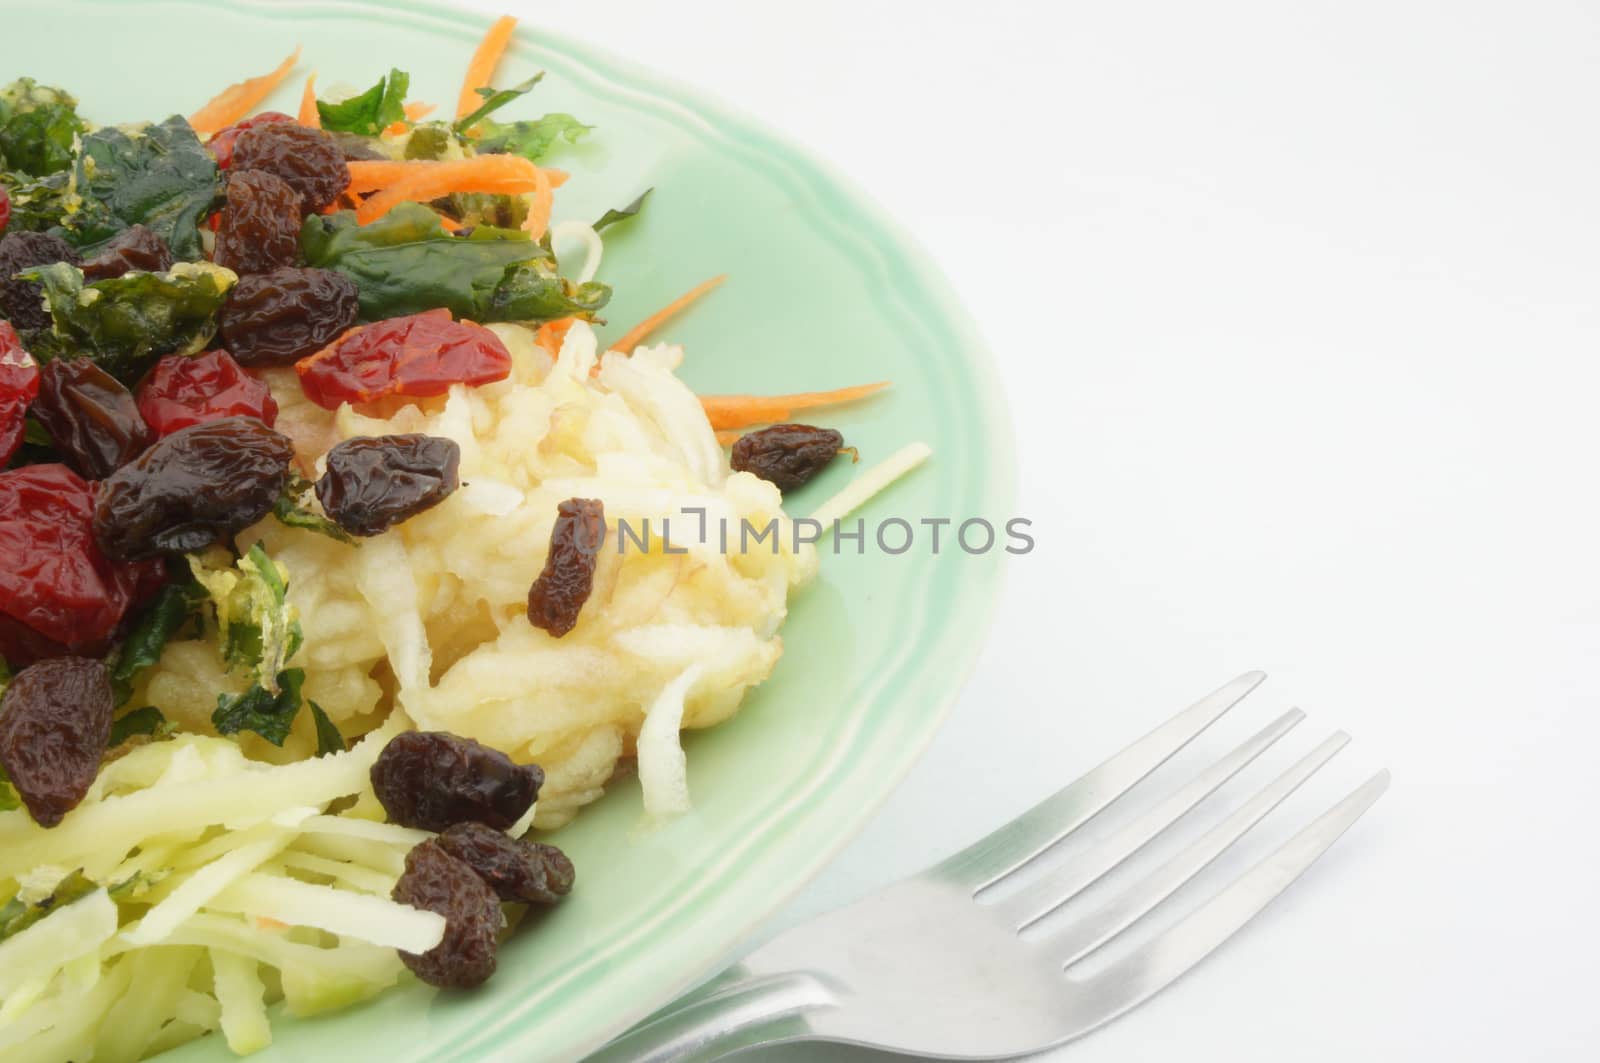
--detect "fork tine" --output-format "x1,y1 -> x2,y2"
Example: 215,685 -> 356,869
936,671 -> 1267,892
996,708 -> 1306,929
1060,770 -> 1390,1039
1043,731 -> 1349,966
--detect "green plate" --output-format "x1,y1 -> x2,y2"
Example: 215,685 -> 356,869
10,1 -> 1015,1058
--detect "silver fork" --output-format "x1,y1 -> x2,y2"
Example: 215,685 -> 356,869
589,672 -> 1387,1062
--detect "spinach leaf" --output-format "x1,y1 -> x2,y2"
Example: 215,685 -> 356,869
189,544 -> 303,693
20,261 -> 236,383
58,115 -> 220,261
213,668 -> 306,747
0,169 -> 71,232
308,700 -> 345,757
273,473 -> 358,545
0,79 -> 87,177
108,706 -> 172,747
594,188 -> 651,233
301,203 -> 609,323
0,870 -> 97,942
454,74 -> 543,133
475,113 -> 591,161
317,69 -> 411,137
108,579 -> 202,706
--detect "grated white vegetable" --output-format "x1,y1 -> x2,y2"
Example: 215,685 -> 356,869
636,664 -> 705,819
810,441 -> 933,530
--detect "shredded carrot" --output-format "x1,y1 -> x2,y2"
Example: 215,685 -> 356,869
535,317 -> 577,356
457,15 -> 519,119
715,430 -> 741,447
608,276 -> 727,354
298,74 -> 320,128
698,382 -> 891,432
437,214 -> 467,233
522,164 -> 554,241
350,156 -> 546,224
190,47 -> 303,137
405,101 -> 436,122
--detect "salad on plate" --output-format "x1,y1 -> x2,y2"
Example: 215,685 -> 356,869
0,15 -> 927,1061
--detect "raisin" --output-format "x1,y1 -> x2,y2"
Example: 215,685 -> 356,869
32,359 -> 153,479
0,321 -> 41,465
136,349 -> 278,436
325,130 -> 390,163
436,822 -> 574,905
93,416 -> 294,560
0,230 -> 80,332
392,839 -> 502,989
294,310 -> 513,410
0,657 -> 115,827
730,424 -> 850,492
315,434 -> 461,537
219,267 -> 359,368
0,464 -> 158,665
526,498 -> 604,638
213,170 -> 303,276
229,124 -> 349,214
205,111 -> 295,170
79,225 -> 174,282
371,731 -> 543,833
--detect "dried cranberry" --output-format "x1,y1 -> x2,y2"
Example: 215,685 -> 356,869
392,839 -> 502,989
526,498 -> 604,638
229,123 -> 349,213
32,359 -> 153,480
0,186 -> 10,236
436,822 -> 574,905
371,731 -> 543,833
0,322 -> 41,465
0,231 -> 80,333
295,309 -> 512,410
315,434 -> 460,537
93,417 -> 294,561
206,111 -> 296,170
219,267 -> 359,368
213,169 -> 303,276
0,465 -> 152,665
136,350 -> 278,436
79,225 -> 174,282
0,657 -> 114,827
730,424 -> 850,492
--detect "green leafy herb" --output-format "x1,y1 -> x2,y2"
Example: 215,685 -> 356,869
317,69 -> 411,137
0,870 -> 97,943
308,701 -> 346,757
57,115 -> 221,261
189,544 -> 303,693
454,74 -> 543,133
593,189 -> 651,233
474,113 -> 591,161
301,203 -> 610,323
213,668 -> 305,747
0,79 -> 88,177
272,473 -> 358,545
108,578 -> 202,705
108,706 -> 172,747
0,768 -> 18,814
19,261 -> 236,383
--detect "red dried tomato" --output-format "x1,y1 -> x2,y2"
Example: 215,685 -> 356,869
136,349 -> 279,437
0,464 -> 160,666
295,309 -> 513,411
0,322 -> 41,465
206,111 -> 296,170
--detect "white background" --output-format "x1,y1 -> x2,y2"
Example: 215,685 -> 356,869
466,2 -> 1599,1059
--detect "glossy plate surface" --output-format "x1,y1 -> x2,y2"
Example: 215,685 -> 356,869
10,1 -> 1015,1058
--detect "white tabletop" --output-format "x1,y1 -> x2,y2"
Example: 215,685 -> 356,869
473,1 -> 1598,1058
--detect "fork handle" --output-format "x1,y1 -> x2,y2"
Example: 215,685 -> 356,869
588,967 -> 833,1063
